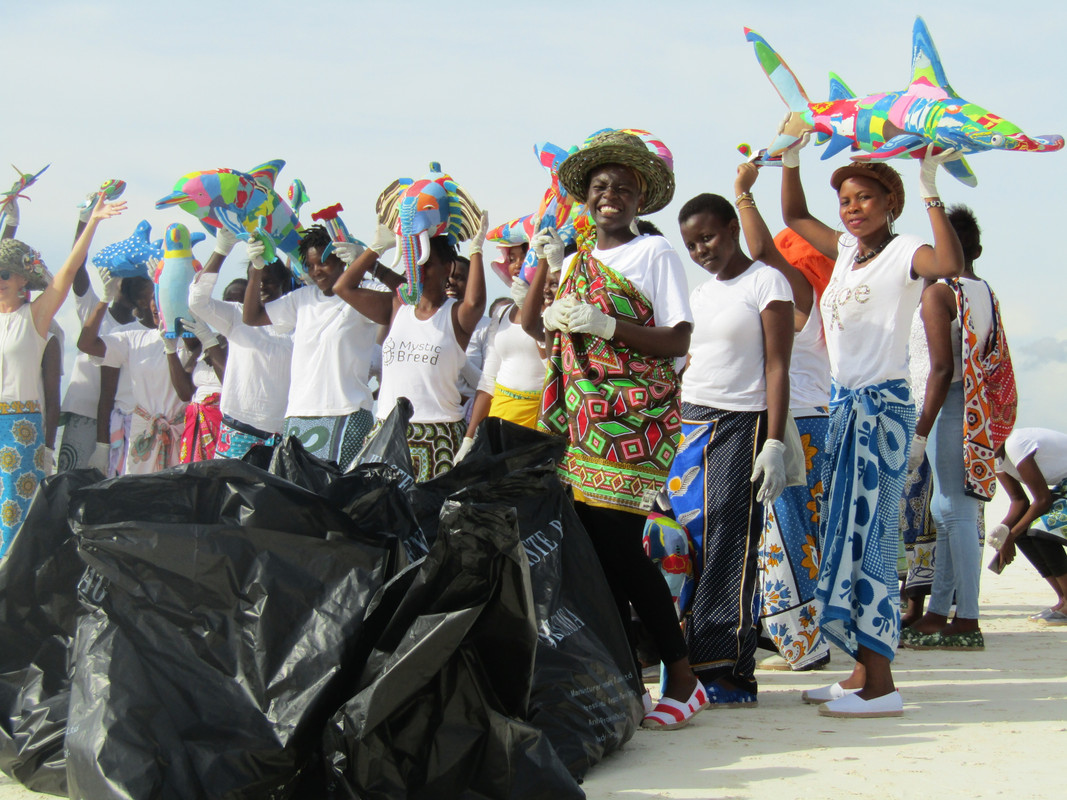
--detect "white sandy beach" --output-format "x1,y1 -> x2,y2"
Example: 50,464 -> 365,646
2,503 -> 1063,800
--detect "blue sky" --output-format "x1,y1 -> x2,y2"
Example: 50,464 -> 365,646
3,1 -> 1063,427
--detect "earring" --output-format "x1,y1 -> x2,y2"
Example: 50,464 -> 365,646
886,212 -> 896,235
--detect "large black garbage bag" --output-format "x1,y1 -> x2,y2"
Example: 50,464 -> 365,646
352,397 -> 414,481
266,435 -> 343,494
324,498 -> 583,800
64,460 -> 399,800
0,469 -> 103,796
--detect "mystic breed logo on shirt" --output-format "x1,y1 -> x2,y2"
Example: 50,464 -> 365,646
381,338 -> 444,366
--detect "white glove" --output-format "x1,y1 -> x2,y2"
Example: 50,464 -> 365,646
919,147 -> 959,199
751,439 -> 787,505
468,211 -> 489,256
454,436 -> 475,463
987,523 -> 1010,551
214,226 -> 239,257
568,301 -> 616,339
907,434 -> 928,474
780,133 -> 810,169
2,199 -> 18,229
332,240 -> 365,266
159,324 -> 179,354
531,228 -> 565,273
246,237 -> 267,270
41,446 -> 55,476
77,193 -> 97,225
370,223 -> 396,256
101,272 -> 123,304
510,278 -> 529,309
88,442 -> 110,474
543,295 -> 579,332
183,315 -> 219,349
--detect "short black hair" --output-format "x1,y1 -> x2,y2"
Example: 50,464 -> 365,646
635,219 -> 664,236
947,204 -> 981,265
677,193 -> 736,227
297,224 -> 332,262
428,235 -> 456,266
224,278 -> 248,299
120,275 -> 152,306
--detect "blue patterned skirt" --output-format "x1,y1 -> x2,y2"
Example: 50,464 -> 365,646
0,403 -> 46,556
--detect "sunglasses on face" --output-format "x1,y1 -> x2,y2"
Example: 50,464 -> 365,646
0,271 -> 11,281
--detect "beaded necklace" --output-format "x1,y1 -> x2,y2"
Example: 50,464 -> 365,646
854,233 -> 897,264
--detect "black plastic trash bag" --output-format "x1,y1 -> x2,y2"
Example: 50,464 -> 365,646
323,497 -> 583,800
266,435 -> 344,494
64,460 -> 399,800
351,396 -> 414,481
0,469 -> 103,796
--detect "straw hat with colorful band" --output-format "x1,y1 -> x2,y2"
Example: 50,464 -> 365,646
0,239 -> 49,290
830,161 -> 906,218
558,129 -> 676,215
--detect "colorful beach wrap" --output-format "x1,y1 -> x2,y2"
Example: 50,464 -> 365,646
667,404 -> 764,693
0,402 -> 45,556
57,412 -> 97,472
539,249 -> 681,514
214,415 -> 279,461
285,409 -> 373,469
816,379 -> 915,661
108,409 -> 132,477
489,383 -> 541,430
900,456 -> 937,596
179,393 -> 222,463
128,406 -> 186,475
759,412 -> 830,669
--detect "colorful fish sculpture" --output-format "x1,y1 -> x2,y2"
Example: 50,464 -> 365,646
0,164 -> 49,230
154,223 -> 202,338
77,178 -> 127,212
155,160 -> 304,258
288,179 -> 309,220
745,17 -> 1064,185
376,162 -> 481,305
92,220 -> 205,280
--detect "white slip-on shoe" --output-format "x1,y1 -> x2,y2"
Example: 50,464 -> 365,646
801,681 -> 859,705
817,690 -> 904,718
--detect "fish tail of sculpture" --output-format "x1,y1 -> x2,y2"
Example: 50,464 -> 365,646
744,27 -> 816,155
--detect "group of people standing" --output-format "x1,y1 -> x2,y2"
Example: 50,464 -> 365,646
0,126 -> 1057,731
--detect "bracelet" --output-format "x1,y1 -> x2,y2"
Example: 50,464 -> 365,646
737,202 -> 757,211
924,199 -> 945,209
735,192 -> 754,207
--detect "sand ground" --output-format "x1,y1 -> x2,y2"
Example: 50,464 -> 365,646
2,521 -> 1063,798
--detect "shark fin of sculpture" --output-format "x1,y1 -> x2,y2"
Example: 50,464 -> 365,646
247,160 -> 286,191
820,131 -> 858,160
910,16 -> 956,99
942,154 -> 978,187
859,133 -> 928,159
828,72 -> 855,102
744,28 -> 812,112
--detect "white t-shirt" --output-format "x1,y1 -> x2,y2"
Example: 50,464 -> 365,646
377,299 -> 467,423
191,357 -> 222,404
188,272 -> 294,432
790,300 -> 831,410
0,304 -> 46,405
1002,428 -> 1067,485
265,286 -> 377,418
682,262 -> 792,411
61,289 -> 141,418
95,328 -> 186,421
477,307 -> 547,395
458,315 -> 490,400
820,233 -> 925,389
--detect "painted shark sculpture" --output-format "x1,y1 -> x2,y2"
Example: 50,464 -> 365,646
745,17 -> 1063,185
156,160 -> 304,258
93,219 -> 205,279
376,162 -> 481,305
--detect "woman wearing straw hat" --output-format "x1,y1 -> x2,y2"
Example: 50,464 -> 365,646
780,141 -> 963,717
0,194 -> 126,554
521,129 -> 706,730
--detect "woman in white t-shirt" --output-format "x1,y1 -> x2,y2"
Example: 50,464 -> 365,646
0,194 -> 125,554
900,206 -> 999,650
666,187 -> 793,708
333,215 -> 488,480
781,144 -> 963,717
994,428 -> 1067,621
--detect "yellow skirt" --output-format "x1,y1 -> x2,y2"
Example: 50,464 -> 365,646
489,383 -> 541,430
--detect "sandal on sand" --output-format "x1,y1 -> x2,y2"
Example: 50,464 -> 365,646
899,627 -> 942,649
1042,610 -> 1067,626
801,681 -> 859,705
704,682 -> 757,708
933,630 -> 985,651
1029,607 -> 1057,622
818,690 -> 903,718
641,683 -> 709,731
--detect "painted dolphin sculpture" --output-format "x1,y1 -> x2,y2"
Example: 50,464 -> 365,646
156,160 -> 304,257
0,163 -> 49,230
376,162 -> 481,305
92,220 -> 204,279
154,223 -> 201,338
745,17 -> 1064,185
